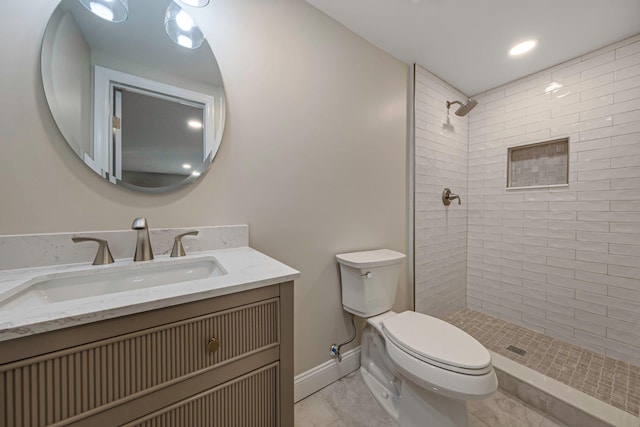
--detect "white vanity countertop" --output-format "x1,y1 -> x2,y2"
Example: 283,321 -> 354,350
0,247 -> 300,342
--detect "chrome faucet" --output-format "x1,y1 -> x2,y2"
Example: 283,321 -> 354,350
132,217 -> 154,261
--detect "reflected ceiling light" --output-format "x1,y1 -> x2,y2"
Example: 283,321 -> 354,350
187,120 -> 203,129
182,163 -> 192,169
79,0 -> 129,23
191,171 -> 201,177
165,1 -> 205,49
545,82 -> 563,93
179,0 -> 210,6
509,39 -> 538,56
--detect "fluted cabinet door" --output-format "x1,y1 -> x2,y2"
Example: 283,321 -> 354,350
0,298 -> 279,427
125,363 -> 279,427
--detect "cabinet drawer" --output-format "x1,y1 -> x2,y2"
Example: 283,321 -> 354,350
125,363 -> 279,427
0,298 -> 279,427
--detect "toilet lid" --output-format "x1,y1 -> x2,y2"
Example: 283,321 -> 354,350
336,249 -> 406,269
382,311 -> 491,373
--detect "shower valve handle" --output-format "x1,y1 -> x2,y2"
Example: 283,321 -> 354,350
442,188 -> 462,206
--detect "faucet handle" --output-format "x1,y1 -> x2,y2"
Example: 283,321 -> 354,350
442,188 -> 462,206
171,231 -> 199,257
72,237 -> 115,265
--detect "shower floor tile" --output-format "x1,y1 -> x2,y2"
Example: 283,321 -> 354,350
446,308 -> 640,417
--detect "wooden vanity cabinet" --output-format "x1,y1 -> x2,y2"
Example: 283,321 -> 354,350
0,282 -> 294,427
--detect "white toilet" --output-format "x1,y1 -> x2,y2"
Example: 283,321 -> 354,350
336,249 -> 497,427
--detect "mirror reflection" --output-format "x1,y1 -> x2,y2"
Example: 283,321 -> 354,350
41,0 -> 225,192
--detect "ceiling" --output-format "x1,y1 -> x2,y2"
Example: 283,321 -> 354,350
305,0 -> 640,96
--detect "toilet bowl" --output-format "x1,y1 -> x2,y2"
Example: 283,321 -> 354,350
336,249 -> 497,427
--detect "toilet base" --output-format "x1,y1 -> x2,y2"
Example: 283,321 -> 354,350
361,367 -> 400,423
362,365 -> 471,427
398,380 -> 468,427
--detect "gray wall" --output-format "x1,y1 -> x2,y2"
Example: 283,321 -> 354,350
0,0 -> 409,375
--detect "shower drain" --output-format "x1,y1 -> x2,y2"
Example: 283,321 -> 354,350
506,345 -> 527,356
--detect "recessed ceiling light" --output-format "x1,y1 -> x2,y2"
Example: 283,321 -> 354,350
509,39 -> 538,56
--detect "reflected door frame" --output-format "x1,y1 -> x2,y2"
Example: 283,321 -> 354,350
113,88 -> 122,182
92,66 -> 220,181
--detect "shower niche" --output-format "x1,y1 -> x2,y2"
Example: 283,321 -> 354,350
507,138 -> 569,189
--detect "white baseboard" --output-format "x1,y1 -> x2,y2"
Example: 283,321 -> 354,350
294,346 -> 361,403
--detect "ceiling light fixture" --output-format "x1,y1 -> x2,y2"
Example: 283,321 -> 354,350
165,1 -> 205,49
79,0 -> 129,23
187,120 -> 203,129
509,39 -> 538,56
182,163 -> 192,169
178,0 -> 210,6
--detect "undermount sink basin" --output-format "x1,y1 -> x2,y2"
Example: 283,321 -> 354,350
0,257 -> 226,310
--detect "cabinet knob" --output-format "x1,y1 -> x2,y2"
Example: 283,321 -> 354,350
208,337 -> 221,353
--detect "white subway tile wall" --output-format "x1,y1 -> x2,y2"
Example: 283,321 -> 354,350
414,65 -> 468,318
468,34 -> 640,367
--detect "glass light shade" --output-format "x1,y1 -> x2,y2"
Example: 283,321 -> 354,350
165,1 -> 205,49
79,0 -> 129,23
179,0 -> 210,7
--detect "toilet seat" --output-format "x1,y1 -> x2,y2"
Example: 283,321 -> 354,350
363,311 -> 498,405
382,311 -> 492,375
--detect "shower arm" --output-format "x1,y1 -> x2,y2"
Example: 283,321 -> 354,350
446,101 -> 462,109
446,100 -> 462,115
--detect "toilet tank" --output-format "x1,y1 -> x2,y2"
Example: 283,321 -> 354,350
336,249 -> 406,318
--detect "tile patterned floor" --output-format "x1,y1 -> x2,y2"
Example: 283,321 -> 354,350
295,371 -> 566,427
446,308 -> 640,417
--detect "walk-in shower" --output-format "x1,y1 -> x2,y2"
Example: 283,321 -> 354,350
415,38 -> 640,423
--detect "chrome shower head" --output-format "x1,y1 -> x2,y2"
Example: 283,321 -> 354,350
446,98 -> 478,116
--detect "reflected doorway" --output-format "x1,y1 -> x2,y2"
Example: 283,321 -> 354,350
112,85 -> 206,188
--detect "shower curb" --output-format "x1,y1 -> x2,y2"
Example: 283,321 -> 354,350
491,351 -> 640,427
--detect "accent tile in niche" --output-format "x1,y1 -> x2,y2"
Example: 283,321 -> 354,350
508,138 -> 569,188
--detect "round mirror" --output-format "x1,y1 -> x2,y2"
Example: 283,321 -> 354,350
41,0 -> 225,192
